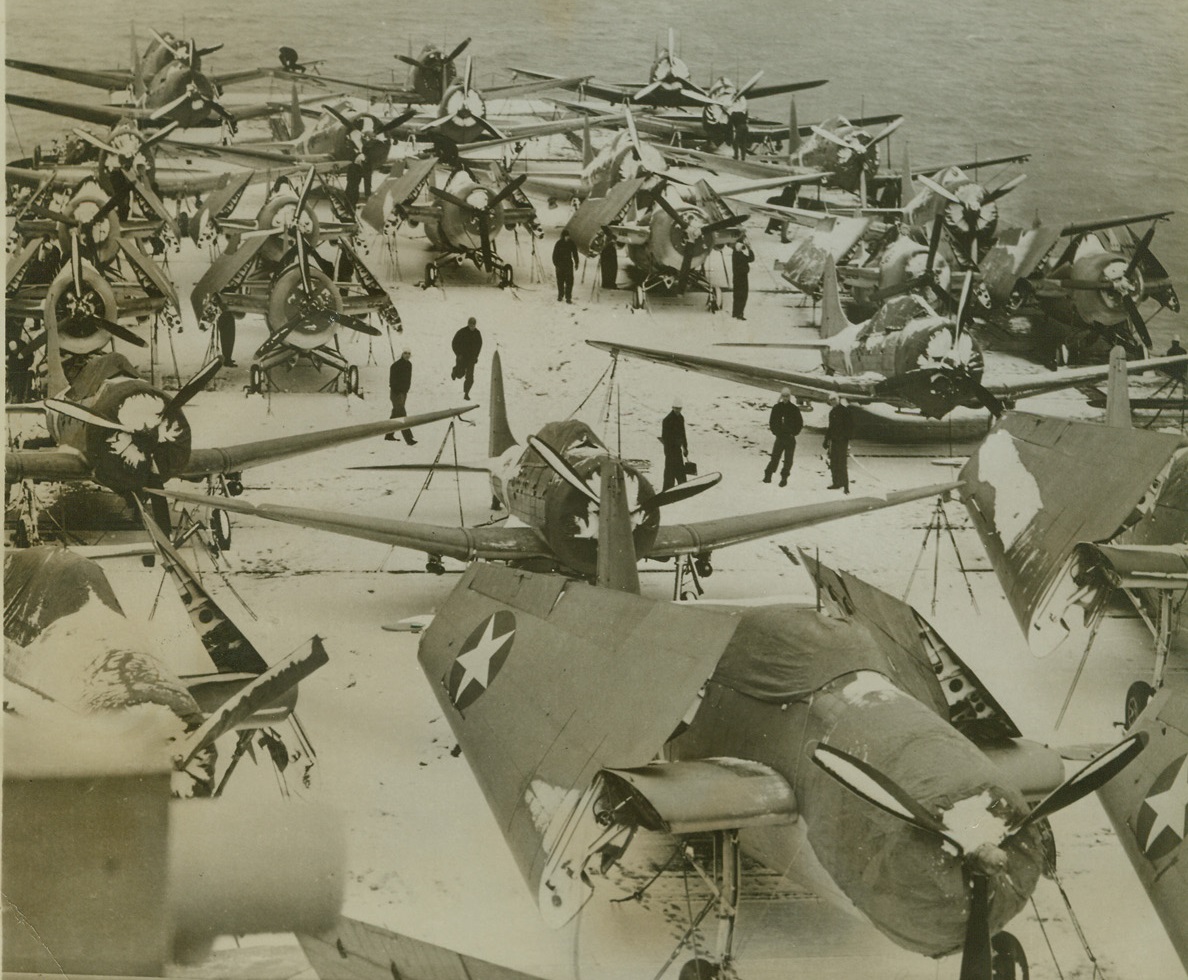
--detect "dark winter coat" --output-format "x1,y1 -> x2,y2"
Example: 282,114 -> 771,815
552,237 -> 579,272
732,244 -> 754,281
389,358 -> 412,396
661,410 -> 688,457
452,325 -> 483,365
769,401 -> 803,438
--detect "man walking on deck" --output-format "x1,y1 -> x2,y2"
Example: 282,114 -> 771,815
763,388 -> 802,487
451,317 -> 483,400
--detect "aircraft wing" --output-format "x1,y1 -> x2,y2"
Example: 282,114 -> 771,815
984,354 -> 1188,404
485,74 -> 594,100
153,486 -> 550,563
566,177 -> 648,254
267,68 -> 420,101
646,482 -> 959,558
211,67 -> 281,88
508,68 -> 630,105
586,340 -> 880,403
5,58 -> 133,90
6,92 -> 138,128
958,413 -> 1188,648
417,562 -> 744,923
359,156 -> 440,232
6,448 -> 94,483
180,406 -> 476,478
746,79 -> 829,99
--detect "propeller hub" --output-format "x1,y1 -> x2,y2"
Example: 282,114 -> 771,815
83,383 -> 192,492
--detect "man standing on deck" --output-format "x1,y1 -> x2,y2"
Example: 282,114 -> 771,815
732,238 -> 754,321
385,348 -> 417,444
660,399 -> 689,491
553,229 -> 579,303
824,396 -> 855,493
763,388 -> 802,487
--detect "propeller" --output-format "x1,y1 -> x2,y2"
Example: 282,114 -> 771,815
874,213 -> 952,308
650,188 -> 743,292
527,435 -> 599,504
917,172 -> 1025,267
428,174 -> 525,272
634,470 -> 721,511
814,732 -> 1147,980
397,37 -> 471,69
1064,225 -> 1157,349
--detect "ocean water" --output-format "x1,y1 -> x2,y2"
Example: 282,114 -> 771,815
6,0 -> 1186,345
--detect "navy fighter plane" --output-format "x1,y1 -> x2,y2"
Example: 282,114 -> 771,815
154,350 -> 957,580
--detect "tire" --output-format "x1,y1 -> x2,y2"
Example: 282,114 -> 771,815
708,286 -> 722,313
425,262 -> 438,287
633,285 -> 646,310
211,508 -> 232,551
345,364 -> 360,395
249,364 -> 266,394
1125,681 -> 1155,729
256,193 -> 320,263
499,265 -> 514,288
59,191 -> 121,264
265,264 -> 343,345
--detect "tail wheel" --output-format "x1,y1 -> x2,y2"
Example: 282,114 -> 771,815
1125,681 -> 1155,729
44,262 -> 121,355
707,286 -> 722,313
632,285 -> 646,310
498,264 -> 514,288
424,263 -> 439,287
211,508 -> 232,551
249,364 -> 266,393
345,364 -> 360,395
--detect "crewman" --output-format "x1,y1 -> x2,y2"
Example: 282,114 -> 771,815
763,388 -> 803,487
729,96 -> 749,161
1165,335 -> 1186,382
278,46 -> 305,72
824,395 -> 855,493
451,317 -> 483,400
344,121 -> 374,210
731,238 -> 754,320
660,399 -> 689,491
599,237 -> 619,289
385,348 -> 417,444
552,229 -> 579,303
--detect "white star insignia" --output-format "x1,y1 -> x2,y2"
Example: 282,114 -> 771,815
1141,755 -> 1188,856
453,616 -> 515,699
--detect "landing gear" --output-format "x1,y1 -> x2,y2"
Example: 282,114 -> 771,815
990,931 -> 1029,980
344,364 -> 360,396
632,284 -> 646,311
423,262 -> 439,288
694,554 -> 713,578
498,263 -> 514,288
1125,681 -> 1155,728
249,364 -> 266,394
707,286 -> 722,313
426,555 -> 445,575
678,959 -> 720,980
211,508 -> 232,551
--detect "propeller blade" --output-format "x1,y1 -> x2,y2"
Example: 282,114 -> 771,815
323,103 -> 355,130
479,212 -> 493,271
668,26 -> 675,64
294,165 -> 318,216
1122,295 -> 1154,350
305,306 -> 383,336
983,173 -> 1027,204
955,271 -> 974,332
1009,732 -> 1148,837
957,873 -> 993,980
395,54 -> 423,69
429,185 -> 483,214
44,398 -> 134,433
651,190 -> 688,228
378,108 -> 417,136
295,229 -> 312,296
167,357 -> 222,415
1124,224 -> 1157,280
917,173 -> 963,205
812,743 -> 957,847
735,70 -> 765,99
810,125 -> 852,150
140,119 -> 180,148
195,43 -> 223,58
925,212 -> 944,271
624,106 -> 644,159
676,244 -> 695,293
968,382 -> 1005,418
72,128 -> 120,155
702,213 -> 747,235
527,435 -> 598,505
422,110 -> 458,130
444,37 -> 471,63
632,80 -> 664,103
474,115 -> 506,141
462,56 -> 473,95
866,116 -> 904,148
150,28 -> 184,59
150,91 -> 189,121
635,471 -> 721,512
27,203 -> 76,225
487,173 -> 527,210
60,313 -> 149,349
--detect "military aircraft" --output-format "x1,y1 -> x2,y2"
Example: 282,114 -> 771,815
510,27 -> 827,112
4,294 -> 474,541
977,211 -> 1179,361
5,28 -> 286,132
412,456 -> 1145,979
188,168 -> 399,393
588,259 -> 1188,428
1098,688 -> 1188,973
153,349 -> 958,580
360,158 -> 539,288
958,351 -> 1188,697
7,182 -> 181,363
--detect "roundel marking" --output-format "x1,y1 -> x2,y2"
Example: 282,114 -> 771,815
1135,753 -> 1188,863
444,610 -> 516,711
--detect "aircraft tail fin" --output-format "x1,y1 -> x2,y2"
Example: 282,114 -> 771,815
581,114 -> 593,169
900,143 -> 915,209
819,255 -> 853,338
1105,346 -> 1132,428
288,83 -> 304,140
596,459 -> 641,594
131,23 -> 145,97
488,349 -> 518,458
787,96 -> 800,159
417,563 -> 740,925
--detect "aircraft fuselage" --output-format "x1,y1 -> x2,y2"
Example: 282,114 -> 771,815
669,611 -> 1048,957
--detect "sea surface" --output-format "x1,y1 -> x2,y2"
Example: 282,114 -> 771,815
5,0 -> 1186,345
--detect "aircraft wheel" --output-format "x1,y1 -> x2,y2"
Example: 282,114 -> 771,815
345,364 -> 361,396
424,263 -> 439,288
426,557 -> 445,575
499,265 -> 514,288
677,959 -> 719,980
632,285 -> 646,310
249,364 -> 266,394
1125,681 -> 1155,729
44,262 -> 120,355
256,193 -> 320,263
990,931 -> 1028,980
707,286 -> 722,313
226,475 -> 244,496
211,508 -> 233,551
694,556 -> 713,578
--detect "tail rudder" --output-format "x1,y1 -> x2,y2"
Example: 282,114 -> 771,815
488,349 -> 517,458
596,459 -> 641,594
289,83 -> 304,140
819,255 -> 853,339
1105,345 -> 1132,428
900,143 -> 915,209
581,114 -> 593,169
130,23 -> 145,97
787,96 -> 800,159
